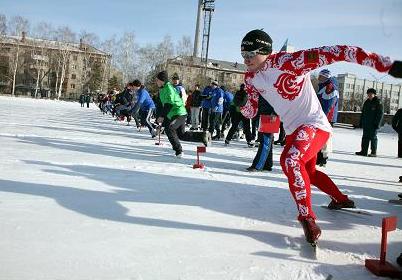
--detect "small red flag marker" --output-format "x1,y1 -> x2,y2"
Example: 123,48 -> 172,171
193,146 -> 206,169
365,216 -> 400,278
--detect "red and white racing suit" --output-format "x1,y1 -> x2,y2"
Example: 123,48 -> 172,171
241,45 -> 393,220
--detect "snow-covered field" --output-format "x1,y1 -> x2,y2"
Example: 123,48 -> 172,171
0,96 -> 401,280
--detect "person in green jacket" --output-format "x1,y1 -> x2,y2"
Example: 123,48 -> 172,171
155,71 -> 211,157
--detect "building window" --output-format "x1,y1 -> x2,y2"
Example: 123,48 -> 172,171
72,65 -> 77,70
71,74 -> 76,79
70,84 -> 75,89
73,55 -> 78,61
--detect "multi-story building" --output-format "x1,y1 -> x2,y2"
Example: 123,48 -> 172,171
337,73 -> 402,114
0,32 -> 111,100
163,40 -> 295,92
164,56 -> 246,92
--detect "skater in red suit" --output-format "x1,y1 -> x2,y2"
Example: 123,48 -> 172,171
239,29 -> 402,245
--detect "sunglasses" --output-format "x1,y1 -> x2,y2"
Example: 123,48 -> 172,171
241,47 -> 265,59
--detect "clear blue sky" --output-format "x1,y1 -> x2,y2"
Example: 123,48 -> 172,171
2,0 -> 402,83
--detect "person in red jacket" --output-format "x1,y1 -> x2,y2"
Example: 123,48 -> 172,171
185,90 -> 193,125
240,29 -> 402,245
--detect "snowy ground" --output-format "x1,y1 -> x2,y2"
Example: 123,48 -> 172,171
0,96 -> 401,280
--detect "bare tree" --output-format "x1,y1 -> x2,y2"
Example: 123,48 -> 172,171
101,35 -> 118,68
100,36 -> 118,91
116,31 -> 138,84
32,21 -> 55,40
8,38 -> 25,96
138,35 -> 175,73
138,35 -> 176,88
79,30 -> 100,49
138,44 -> 159,75
99,56 -> 111,92
0,14 -> 6,35
175,35 -> 192,57
2,16 -> 30,96
55,45 -> 71,99
174,35 -> 193,80
8,16 -> 30,36
52,28 -> 75,99
29,40 -> 52,98
158,35 -> 174,69
0,14 -> 7,51
54,26 -> 76,43
0,33 -> 10,94
79,31 -> 105,94
80,43 -> 95,94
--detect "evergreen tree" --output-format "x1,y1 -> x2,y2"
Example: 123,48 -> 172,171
88,63 -> 102,92
108,75 -> 121,91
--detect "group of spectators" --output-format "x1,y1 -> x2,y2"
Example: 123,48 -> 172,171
90,67 -> 402,172
79,94 -> 91,108
95,73 -> 280,159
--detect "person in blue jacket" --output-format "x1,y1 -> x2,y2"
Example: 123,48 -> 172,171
200,85 -> 213,132
316,69 -> 339,166
209,81 -> 225,140
317,69 -> 339,125
131,79 -> 157,137
221,86 -> 234,137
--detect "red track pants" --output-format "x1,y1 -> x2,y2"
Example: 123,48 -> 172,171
280,125 -> 348,220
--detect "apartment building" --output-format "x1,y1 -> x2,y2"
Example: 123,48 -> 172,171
336,73 -> 402,114
0,32 -> 111,100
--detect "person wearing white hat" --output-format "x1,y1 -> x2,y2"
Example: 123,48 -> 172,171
316,69 -> 339,166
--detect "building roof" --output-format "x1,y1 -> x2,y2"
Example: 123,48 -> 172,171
0,35 -> 110,57
167,39 -> 296,74
169,56 -> 247,73
336,73 -> 402,86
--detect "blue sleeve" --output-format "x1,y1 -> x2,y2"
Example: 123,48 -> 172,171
139,90 -> 147,104
132,90 -> 145,113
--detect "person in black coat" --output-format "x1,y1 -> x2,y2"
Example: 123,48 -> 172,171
115,83 -> 135,124
225,84 -> 254,147
85,94 -> 91,108
79,94 -> 85,107
392,108 -> 402,158
355,88 -> 383,157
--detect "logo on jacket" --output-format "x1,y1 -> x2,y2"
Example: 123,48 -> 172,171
274,73 -> 304,101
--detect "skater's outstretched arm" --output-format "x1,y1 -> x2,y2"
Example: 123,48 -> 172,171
269,45 -> 395,76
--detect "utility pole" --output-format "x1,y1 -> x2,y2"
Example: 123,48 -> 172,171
193,0 -> 203,59
200,0 -> 215,82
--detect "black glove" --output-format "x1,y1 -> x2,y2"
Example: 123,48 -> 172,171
389,60 -> 402,78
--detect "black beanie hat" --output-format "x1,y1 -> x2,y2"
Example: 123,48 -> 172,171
156,71 -> 168,82
132,79 -> 141,87
367,88 -> 376,94
241,29 -> 272,54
